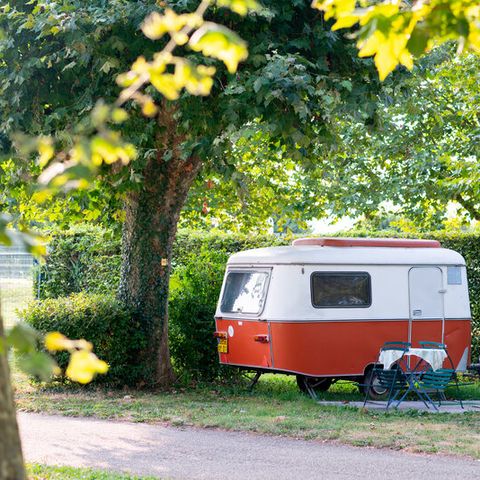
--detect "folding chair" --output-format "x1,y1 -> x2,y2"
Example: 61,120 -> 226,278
417,341 -> 465,409
416,368 -> 462,409
362,341 -> 410,410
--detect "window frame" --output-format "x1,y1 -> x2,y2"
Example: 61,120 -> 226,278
310,271 -> 372,309
220,268 -> 272,317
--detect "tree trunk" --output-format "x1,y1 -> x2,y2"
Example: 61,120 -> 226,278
118,105 -> 202,387
0,315 -> 26,480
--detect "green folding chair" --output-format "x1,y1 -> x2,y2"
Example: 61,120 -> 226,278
417,341 -> 465,409
362,341 -> 411,410
416,368 -> 463,409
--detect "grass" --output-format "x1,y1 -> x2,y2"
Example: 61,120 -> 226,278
27,464 -> 158,479
1,277 -> 33,328
13,366 -> 480,460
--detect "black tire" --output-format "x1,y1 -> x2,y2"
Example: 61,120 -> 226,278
360,368 -> 389,400
296,375 -> 332,394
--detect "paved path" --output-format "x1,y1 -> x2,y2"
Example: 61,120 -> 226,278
18,413 -> 480,480
318,400 -> 480,413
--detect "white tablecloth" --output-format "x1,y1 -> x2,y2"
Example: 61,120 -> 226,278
379,347 -> 447,371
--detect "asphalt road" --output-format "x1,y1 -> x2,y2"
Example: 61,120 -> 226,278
18,412 -> 480,480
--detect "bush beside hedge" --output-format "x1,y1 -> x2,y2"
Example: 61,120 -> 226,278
31,228 -> 286,381
169,248 -> 230,380
21,293 -> 146,386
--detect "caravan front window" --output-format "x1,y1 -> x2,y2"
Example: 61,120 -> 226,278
221,271 -> 269,314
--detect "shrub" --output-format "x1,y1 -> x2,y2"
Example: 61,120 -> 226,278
169,248 -> 232,380
168,230 -> 284,380
20,292 -> 145,386
32,227 -> 284,382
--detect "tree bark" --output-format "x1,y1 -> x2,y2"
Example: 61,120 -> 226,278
0,315 -> 26,480
118,104 -> 202,387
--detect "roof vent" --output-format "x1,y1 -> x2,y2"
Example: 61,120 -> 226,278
292,237 -> 441,248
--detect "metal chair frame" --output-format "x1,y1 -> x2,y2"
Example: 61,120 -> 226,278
416,341 -> 465,409
362,340 -> 467,411
362,341 -> 411,410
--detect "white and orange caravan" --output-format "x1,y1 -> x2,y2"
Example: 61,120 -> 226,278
214,238 -> 472,394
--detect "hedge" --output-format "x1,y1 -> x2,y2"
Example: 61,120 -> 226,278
21,292 -> 146,386
32,227 -> 480,378
35,227 -> 283,300
35,225 -> 121,298
169,247 -> 232,380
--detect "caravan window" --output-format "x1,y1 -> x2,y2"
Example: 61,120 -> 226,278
311,272 -> 371,308
221,271 -> 269,314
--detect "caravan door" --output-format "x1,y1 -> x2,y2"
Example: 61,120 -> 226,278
408,267 -> 445,345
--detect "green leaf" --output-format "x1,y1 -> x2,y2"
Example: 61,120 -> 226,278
407,26 -> 429,57
16,351 -> 57,381
141,10 -> 202,40
111,108 -> 129,123
7,323 -> 38,354
150,72 -> 181,100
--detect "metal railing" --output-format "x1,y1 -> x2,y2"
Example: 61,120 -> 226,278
0,251 -> 34,328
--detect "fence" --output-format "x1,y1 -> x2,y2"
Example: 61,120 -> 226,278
0,245 -> 34,328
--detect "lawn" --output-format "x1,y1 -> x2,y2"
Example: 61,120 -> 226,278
28,464 -> 158,479
13,366 -> 480,460
1,277 -> 33,328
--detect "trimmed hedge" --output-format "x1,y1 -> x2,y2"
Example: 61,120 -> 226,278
21,293 -> 146,386
35,227 -> 281,300
35,225 -> 121,299
33,227 -> 480,379
32,227 -> 284,381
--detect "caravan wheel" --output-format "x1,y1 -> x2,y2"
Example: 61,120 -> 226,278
296,375 -> 332,394
360,369 -> 389,400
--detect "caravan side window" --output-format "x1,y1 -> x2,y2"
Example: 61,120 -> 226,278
311,272 -> 371,308
221,271 -> 269,314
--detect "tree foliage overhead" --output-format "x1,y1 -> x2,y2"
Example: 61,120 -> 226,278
301,48 -> 480,231
1,0 -> 384,386
0,0 -> 380,231
1,0 -> 480,236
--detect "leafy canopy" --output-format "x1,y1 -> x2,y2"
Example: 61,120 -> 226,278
298,49 -> 480,231
0,0 -> 380,233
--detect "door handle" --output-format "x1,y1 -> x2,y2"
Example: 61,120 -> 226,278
254,334 -> 269,343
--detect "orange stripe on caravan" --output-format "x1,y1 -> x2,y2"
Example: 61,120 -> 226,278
216,319 -> 470,377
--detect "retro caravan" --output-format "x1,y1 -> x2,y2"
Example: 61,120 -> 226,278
214,238 -> 471,394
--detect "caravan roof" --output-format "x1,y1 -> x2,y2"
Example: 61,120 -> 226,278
228,245 -> 465,266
